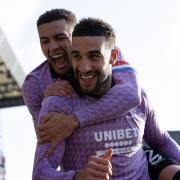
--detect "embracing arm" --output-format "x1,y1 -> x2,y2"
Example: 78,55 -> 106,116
75,65 -> 141,127
33,97 -> 113,180
33,97 -> 76,180
143,91 -> 180,163
33,142 -> 76,180
33,141 -> 112,180
22,76 -> 44,128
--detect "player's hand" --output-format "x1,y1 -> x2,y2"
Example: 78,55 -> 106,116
77,149 -> 113,180
44,79 -> 76,98
37,112 -> 79,156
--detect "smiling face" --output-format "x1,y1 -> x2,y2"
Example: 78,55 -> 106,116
38,19 -> 73,75
71,36 -> 113,95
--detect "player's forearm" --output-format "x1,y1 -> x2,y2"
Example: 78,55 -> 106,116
32,142 -> 74,180
144,120 -> 180,163
22,78 -> 43,127
33,167 -> 75,180
158,133 -> 180,163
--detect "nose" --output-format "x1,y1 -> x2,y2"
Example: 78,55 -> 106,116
48,41 -> 59,51
79,58 -> 92,73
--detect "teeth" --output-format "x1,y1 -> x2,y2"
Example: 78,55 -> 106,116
52,54 -> 64,59
81,74 -> 94,79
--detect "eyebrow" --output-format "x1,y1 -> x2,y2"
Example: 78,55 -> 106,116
40,36 -> 48,40
88,50 -> 101,54
71,50 -> 79,55
71,49 -> 101,54
40,33 -> 67,40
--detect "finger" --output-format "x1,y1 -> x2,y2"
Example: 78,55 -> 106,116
89,159 -> 112,176
57,80 -> 74,90
45,90 -> 62,97
88,166 -> 109,179
46,80 -> 76,98
38,135 -> 51,145
44,89 -> 54,97
42,113 -> 53,123
103,148 -> 113,160
56,80 -> 76,95
38,112 -> 54,127
57,89 -> 74,98
38,129 -> 49,138
38,123 -> 50,131
46,88 -> 74,98
47,140 -> 58,157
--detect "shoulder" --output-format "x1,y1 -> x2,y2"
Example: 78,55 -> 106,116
137,89 -> 154,113
22,60 -> 51,92
112,60 -> 136,73
22,60 -> 50,84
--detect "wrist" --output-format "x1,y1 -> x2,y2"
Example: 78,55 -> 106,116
70,114 -> 80,129
72,170 -> 81,180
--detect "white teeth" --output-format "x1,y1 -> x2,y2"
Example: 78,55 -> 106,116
52,54 -> 64,59
81,74 -> 94,79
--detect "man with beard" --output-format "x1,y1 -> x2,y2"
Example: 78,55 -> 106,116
22,8 -> 141,153
32,17 -> 180,180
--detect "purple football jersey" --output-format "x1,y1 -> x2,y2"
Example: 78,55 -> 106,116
33,90 -> 180,180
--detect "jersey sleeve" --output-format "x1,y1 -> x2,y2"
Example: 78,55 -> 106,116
22,76 -> 44,128
142,91 -> 180,163
32,97 -> 76,180
74,61 -> 141,127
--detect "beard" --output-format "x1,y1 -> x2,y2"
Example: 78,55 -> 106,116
76,68 -> 111,96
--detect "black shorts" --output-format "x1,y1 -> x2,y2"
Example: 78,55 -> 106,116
143,146 -> 179,180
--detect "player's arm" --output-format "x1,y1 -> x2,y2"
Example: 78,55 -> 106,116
33,97 -> 112,180
33,97 -> 76,180
143,90 -> 180,163
22,76 -> 43,129
40,48 -> 141,127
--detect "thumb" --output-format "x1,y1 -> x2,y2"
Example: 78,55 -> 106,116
103,148 -> 113,160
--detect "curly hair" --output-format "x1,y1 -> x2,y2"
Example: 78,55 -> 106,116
37,8 -> 77,28
72,18 -> 116,48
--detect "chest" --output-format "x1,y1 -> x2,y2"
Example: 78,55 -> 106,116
68,99 -> 146,156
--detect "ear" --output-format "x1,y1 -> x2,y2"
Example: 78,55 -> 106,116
110,48 -> 118,65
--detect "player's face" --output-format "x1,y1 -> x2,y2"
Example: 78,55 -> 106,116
72,36 -> 113,95
38,19 -> 73,75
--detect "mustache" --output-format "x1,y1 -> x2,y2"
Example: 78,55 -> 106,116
75,70 -> 99,76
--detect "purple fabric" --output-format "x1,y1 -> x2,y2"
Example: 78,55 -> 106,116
22,60 -> 141,129
33,91 -> 180,180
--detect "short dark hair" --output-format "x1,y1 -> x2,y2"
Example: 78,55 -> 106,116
72,18 -> 116,48
37,8 -> 77,28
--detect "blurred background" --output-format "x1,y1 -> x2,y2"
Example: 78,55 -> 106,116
0,0 -> 180,179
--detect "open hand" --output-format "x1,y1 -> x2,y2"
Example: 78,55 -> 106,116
44,80 -> 76,98
37,112 -> 79,156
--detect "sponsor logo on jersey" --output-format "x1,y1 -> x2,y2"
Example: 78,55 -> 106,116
94,128 -> 141,156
